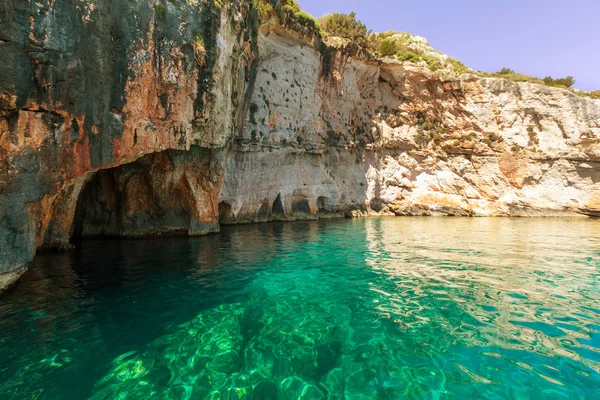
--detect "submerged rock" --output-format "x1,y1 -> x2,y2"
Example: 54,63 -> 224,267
252,381 -> 279,400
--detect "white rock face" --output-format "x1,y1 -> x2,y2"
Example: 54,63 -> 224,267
220,24 -> 600,219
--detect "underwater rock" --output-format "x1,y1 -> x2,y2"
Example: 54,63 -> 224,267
315,341 -> 342,381
252,381 -> 280,400
280,376 -> 325,400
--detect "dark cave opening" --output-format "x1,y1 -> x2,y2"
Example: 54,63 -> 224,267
257,201 -> 271,219
317,196 -> 329,213
291,189 -> 311,215
72,169 -> 122,239
272,194 -> 285,216
370,198 -> 384,213
291,198 -> 311,214
218,202 -> 234,224
70,152 -> 198,241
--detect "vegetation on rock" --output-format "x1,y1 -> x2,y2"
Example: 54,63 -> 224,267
252,0 -> 274,18
318,12 -> 597,97
584,90 -> 600,99
293,10 -> 320,31
253,0 -> 320,32
192,36 -> 206,66
251,4 -> 598,99
364,31 -> 470,75
318,12 -> 369,44
153,3 -> 165,19
544,76 -> 576,88
480,68 -> 577,90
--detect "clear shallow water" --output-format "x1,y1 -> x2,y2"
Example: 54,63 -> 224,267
1,218 -> 600,399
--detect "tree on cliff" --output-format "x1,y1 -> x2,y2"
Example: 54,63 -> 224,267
318,12 -> 370,44
543,76 -> 576,88
490,68 -> 581,91
498,67 -> 515,75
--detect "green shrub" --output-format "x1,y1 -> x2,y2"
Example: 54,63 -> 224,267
485,70 -> 546,86
414,131 -> 430,147
371,33 -> 464,74
488,68 -> 580,91
488,132 -> 501,142
366,31 -> 407,51
527,126 -> 539,145
252,0 -> 319,32
497,67 -> 515,75
252,0 -> 274,19
447,58 -> 470,75
422,55 -> 442,71
378,37 -> 398,56
153,3 -> 165,19
543,76 -> 576,88
319,12 -> 369,44
282,0 -> 300,13
192,36 -> 206,66
294,10 -> 320,31
397,50 -> 420,63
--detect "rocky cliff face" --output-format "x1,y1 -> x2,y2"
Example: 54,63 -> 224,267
1,1 -> 599,290
221,21 -> 600,222
0,0 -> 256,290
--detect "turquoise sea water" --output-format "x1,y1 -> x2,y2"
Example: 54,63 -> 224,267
1,217 -> 600,399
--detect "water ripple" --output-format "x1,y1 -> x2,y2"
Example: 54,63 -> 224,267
0,218 -> 599,398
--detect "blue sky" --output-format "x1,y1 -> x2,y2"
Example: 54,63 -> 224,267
298,0 -> 599,91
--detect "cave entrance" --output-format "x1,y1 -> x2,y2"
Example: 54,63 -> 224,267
218,202 -> 234,224
70,151 -> 200,240
272,194 -> 285,216
317,196 -> 329,213
292,199 -> 311,214
72,169 -> 121,239
291,190 -> 311,215
257,201 -> 271,220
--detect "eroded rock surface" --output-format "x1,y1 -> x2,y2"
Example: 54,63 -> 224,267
0,0 -> 256,288
220,22 -> 600,224
1,2 -> 599,289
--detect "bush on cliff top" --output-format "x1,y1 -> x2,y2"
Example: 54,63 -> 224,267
253,0 -> 320,33
580,90 -> 600,100
482,68 -> 581,90
544,76 -> 576,88
481,69 -> 547,85
293,10 -> 320,31
318,12 -> 370,44
254,3 -> 598,100
317,11 -> 596,97
367,31 -> 469,75
252,0 -> 274,18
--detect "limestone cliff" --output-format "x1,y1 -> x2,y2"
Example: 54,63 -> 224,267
0,0 -> 257,290
1,1 -> 599,290
222,22 -> 600,222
